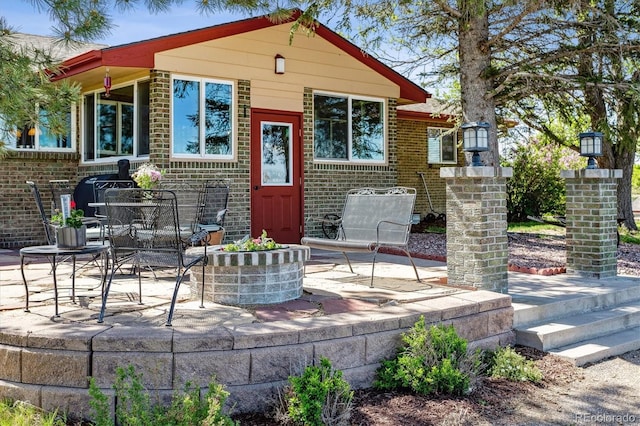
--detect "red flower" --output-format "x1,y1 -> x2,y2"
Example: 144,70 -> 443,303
70,200 -> 77,209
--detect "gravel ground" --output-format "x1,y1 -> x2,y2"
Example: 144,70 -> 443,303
347,348 -> 640,426
408,231 -> 640,276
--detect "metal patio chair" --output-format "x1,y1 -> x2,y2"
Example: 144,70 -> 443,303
27,181 -> 56,246
196,180 -> 230,241
26,181 -> 102,277
49,179 -> 73,214
160,180 -> 205,243
93,180 -> 136,241
98,188 -> 208,326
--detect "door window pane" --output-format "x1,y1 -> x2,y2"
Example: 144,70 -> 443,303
120,104 -> 134,155
137,80 -> 150,156
84,94 -> 95,160
97,101 -> 117,158
82,80 -> 149,162
261,122 -> 292,185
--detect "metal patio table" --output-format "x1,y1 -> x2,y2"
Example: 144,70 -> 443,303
20,244 -> 109,317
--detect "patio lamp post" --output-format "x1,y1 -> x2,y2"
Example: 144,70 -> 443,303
578,131 -> 603,169
461,122 -> 490,166
562,130 -> 620,278
440,120 -> 512,293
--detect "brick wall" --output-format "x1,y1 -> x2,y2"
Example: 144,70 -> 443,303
302,89 -> 397,237
441,167 -> 512,292
0,151 -> 80,248
150,78 -> 253,243
2,73 -> 431,247
563,169 -> 622,278
396,119 -> 463,221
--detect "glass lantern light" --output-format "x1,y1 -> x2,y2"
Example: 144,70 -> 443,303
579,131 -> 603,169
461,122 -> 490,166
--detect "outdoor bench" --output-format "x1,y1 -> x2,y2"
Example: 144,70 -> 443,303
301,186 -> 421,287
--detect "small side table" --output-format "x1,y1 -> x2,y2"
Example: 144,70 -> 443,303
20,244 -> 109,317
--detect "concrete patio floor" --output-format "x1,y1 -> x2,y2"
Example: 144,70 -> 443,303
1,246 -> 638,327
0,247 -> 454,326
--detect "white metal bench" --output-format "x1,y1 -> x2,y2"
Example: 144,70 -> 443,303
301,187 -> 421,287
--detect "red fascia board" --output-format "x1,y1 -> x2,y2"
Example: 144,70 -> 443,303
57,9 -> 430,103
314,25 -> 430,103
54,50 -> 104,78
58,15 -> 283,78
397,109 -> 455,122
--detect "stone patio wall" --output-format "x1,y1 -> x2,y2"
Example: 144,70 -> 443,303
0,291 -> 513,420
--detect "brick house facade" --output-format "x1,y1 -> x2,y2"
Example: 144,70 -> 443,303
0,13 -> 456,248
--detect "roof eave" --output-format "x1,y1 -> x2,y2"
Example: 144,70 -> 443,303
55,9 -> 431,103
314,25 -> 430,103
397,109 -> 455,122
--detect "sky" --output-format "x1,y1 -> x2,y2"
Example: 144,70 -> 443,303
1,1 -> 253,46
0,1 -> 433,89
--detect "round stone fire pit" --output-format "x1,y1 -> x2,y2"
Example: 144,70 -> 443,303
193,244 -> 310,306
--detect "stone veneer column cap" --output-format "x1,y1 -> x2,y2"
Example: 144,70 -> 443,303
561,169 -> 623,179
440,166 -> 513,179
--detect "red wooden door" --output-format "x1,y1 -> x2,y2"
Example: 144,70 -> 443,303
250,110 -> 303,243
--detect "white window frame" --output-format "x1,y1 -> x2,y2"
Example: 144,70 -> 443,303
96,100 -> 134,156
81,78 -> 148,164
170,74 -> 235,160
313,90 -> 387,164
427,127 -> 457,165
0,106 -> 76,152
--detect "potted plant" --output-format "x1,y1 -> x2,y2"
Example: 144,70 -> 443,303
222,230 -> 281,252
132,163 -> 164,189
51,200 -> 87,248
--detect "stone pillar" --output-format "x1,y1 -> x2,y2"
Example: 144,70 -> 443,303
561,169 -> 622,278
440,167 -> 512,293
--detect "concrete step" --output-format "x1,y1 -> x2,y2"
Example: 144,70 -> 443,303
513,283 -> 640,328
515,299 -> 640,351
548,326 -> 640,366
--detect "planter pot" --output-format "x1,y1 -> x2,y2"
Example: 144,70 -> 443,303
203,230 -> 225,246
56,225 -> 87,249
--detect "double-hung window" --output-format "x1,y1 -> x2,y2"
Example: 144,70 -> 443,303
0,107 -> 75,151
427,127 -> 457,164
83,80 -> 149,161
171,75 -> 234,159
313,92 -> 385,162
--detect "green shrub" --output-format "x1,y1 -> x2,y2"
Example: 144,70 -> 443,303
88,365 -> 237,425
374,317 -> 481,396
502,138 -> 582,221
489,346 -> 543,383
284,357 -> 353,426
0,399 -> 66,426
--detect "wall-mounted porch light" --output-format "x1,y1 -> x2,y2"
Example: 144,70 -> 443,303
275,54 -> 285,74
579,131 -> 603,169
104,68 -> 112,97
461,122 -> 490,166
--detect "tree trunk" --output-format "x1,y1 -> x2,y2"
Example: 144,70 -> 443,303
616,150 -> 637,231
458,6 -> 498,166
576,0 -> 637,232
